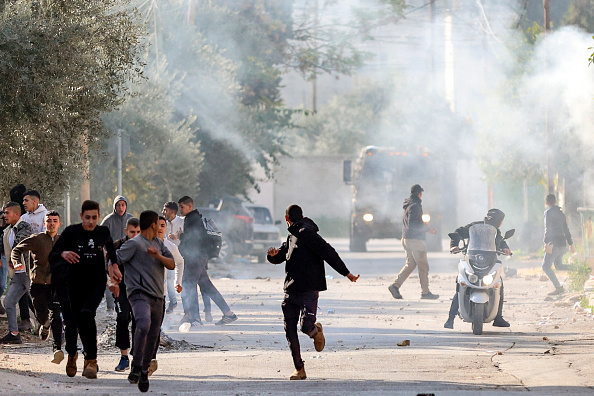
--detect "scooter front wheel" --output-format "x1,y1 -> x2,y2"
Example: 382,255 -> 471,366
471,302 -> 485,335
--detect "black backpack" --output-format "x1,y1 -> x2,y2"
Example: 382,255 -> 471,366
202,217 -> 222,259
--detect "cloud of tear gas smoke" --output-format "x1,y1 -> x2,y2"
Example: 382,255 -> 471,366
279,0 -> 594,248
146,1 -> 261,161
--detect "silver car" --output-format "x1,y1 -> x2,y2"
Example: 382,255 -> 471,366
245,204 -> 282,263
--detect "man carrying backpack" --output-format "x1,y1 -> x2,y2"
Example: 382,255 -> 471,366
177,196 -> 237,329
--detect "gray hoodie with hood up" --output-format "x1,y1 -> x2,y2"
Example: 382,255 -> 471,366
100,195 -> 133,241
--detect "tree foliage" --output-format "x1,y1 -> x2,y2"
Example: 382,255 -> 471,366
92,59 -> 202,214
0,0 -> 144,206
290,77 -> 467,157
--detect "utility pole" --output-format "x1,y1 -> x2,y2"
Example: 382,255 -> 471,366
117,129 -> 123,196
311,0 -> 319,112
429,0 -> 436,93
65,189 -> 71,226
187,0 -> 197,25
544,0 -> 554,194
81,133 -> 91,202
444,8 -> 455,113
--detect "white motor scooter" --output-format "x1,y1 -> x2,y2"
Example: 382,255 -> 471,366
449,224 -> 514,335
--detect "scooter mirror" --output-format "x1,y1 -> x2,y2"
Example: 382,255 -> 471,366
503,229 -> 515,239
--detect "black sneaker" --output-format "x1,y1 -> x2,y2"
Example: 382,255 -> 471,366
548,286 -> 565,296
421,292 -> 439,300
444,318 -> 454,329
128,365 -> 141,384
138,370 -> 149,392
215,313 -> 238,325
388,284 -> 403,299
493,317 -> 510,327
0,332 -> 22,344
165,301 -> 177,314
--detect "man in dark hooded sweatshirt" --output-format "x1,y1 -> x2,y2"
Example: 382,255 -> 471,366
177,196 -> 236,328
267,205 -> 360,381
444,208 -> 512,329
101,195 -> 133,311
388,184 -> 439,300
542,194 -> 575,295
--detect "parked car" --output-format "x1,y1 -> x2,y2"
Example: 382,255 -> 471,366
197,196 -> 254,262
245,204 -> 282,263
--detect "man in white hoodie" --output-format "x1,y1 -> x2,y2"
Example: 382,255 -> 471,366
21,190 -> 48,233
18,189 -> 47,331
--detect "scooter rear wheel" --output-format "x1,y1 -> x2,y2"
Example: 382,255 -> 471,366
471,302 -> 484,335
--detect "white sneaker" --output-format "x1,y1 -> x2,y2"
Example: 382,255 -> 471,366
179,322 -> 191,333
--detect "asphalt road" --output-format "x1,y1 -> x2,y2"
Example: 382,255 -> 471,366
1,238 -> 593,395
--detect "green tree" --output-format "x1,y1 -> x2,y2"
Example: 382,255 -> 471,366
291,77 -> 467,157
562,0 -> 594,32
0,0 -> 143,206
92,59 -> 203,214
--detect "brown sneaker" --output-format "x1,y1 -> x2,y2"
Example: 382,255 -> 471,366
52,349 -> 65,364
83,359 -> 98,379
289,367 -> 307,380
313,322 -> 325,352
66,353 -> 77,377
148,359 -> 158,377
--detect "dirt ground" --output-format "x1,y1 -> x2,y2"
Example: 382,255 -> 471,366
0,252 -> 593,395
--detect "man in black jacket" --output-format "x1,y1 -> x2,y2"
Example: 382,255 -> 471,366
49,200 -> 121,379
388,184 -> 439,300
542,194 -> 575,295
177,196 -> 236,328
444,208 -> 512,329
267,204 -> 359,381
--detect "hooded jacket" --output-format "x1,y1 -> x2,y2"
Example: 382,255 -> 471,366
402,195 -> 428,240
544,205 -> 573,247
20,203 -> 48,234
101,195 -> 133,241
178,209 -> 208,261
267,217 -> 350,293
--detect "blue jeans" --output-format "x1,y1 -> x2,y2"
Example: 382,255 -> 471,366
542,244 -> 567,289
0,255 -> 8,296
5,273 -> 30,333
181,256 -> 229,321
166,269 -> 177,305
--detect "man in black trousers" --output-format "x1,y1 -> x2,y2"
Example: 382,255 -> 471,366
268,204 -> 359,380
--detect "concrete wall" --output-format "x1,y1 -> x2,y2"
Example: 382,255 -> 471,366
272,155 -> 351,223
248,155 -> 491,238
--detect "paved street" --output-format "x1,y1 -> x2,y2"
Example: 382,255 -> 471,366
1,238 -> 593,394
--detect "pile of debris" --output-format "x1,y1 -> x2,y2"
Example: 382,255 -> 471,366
97,322 -> 213,353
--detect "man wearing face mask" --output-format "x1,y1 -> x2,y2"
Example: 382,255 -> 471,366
444,208 -> 512,329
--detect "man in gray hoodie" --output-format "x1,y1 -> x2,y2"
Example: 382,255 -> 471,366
101,196 -> 133,311
101,196 -> 134,241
